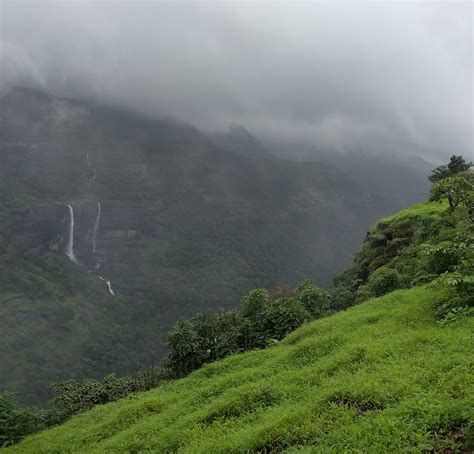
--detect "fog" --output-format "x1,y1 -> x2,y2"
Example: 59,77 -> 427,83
1,1 -> 472,160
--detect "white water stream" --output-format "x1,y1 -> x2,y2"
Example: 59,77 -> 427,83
65,204 -> 79,264
97,276 -> 115,296
92,201 -> 101,254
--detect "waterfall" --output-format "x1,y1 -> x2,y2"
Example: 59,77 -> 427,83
65,204 -> 79,264
92,201 -> 101,253
97,276 -> 115,296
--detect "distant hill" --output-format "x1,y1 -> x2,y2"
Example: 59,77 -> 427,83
0,86 -> 430,404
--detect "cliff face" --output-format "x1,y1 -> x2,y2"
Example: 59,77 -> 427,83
0,87 -> 431,403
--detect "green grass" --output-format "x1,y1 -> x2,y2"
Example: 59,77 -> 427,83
7,285 -> 473,453
377,200 -> 448,224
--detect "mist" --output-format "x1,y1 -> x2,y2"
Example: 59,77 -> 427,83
1,1 -> 472,160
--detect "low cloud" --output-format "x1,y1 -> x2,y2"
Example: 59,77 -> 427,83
1,1 -> 471,160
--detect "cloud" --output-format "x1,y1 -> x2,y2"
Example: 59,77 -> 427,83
1,1 -> 471,159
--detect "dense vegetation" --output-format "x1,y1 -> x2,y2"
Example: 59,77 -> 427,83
3,156 -> 472,450
0,86 -> 432,405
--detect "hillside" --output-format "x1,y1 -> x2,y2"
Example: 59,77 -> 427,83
6,289 -> 473,453
6,199 -> 473,452
0,86 -> 431,404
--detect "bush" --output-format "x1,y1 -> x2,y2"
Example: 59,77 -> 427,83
425,241 -> 465,275
48,368 -> 168,424
366,267 -> 402,297
432,273 -> 474,323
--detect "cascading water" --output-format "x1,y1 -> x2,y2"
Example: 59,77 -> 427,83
97,276 -> 115,296
92,201 -> 101,254
65,204 -> 79,264
90,200 -> 115,297
62,156 -> 116,297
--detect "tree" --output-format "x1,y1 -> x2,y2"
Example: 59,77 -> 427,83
241,288 -> 269,319
167,320 -> 203,377
429,155 -> 472,183
447,155 -> 472,174
192,310 -> 246,362
430,176 -> 473,211
296,279 -> 330,317
428,165 -> 451,183
261,298 -> 309,341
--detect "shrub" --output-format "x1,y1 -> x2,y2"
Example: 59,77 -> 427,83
48,368 -> 168,424
366,267 -> 402,297
424,241 -> 465,275
432,273 -> 474,323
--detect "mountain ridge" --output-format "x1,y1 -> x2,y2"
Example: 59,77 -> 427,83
0,86 -> 431,404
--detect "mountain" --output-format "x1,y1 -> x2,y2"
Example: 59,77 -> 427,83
0,86 -> 431,404
6,199 -> 473,452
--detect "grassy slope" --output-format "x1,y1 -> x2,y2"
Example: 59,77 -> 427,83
7,286 -> 473,453
378,199 -> 448,221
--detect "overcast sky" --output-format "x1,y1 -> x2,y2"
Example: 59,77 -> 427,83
0,1 -> 472,159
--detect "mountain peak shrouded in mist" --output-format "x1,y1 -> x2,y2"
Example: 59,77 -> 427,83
1,1 -> 471,161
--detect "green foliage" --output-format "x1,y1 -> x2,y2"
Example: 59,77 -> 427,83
166,281 -> 330,377
192,310 -> 247,362
7,287 -> 474,453
296,278 -> 331,316
424,240 -> 467,274
261,297 -> 309,341
366,266 -> 402,297
241,288 -> 270,319
45,367 -> 171,426
167,320 -> 203,377
428,164 -> 451,183
0,393 -> 44,448
447,155 -> 472,174
333,198 -> 473,308
431,272 -> 474,323
430,176 -> 473,210
428,154 -> 472,183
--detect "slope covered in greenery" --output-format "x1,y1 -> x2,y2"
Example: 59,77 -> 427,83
7,286 -> 473,453
6,198 -> 474,452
